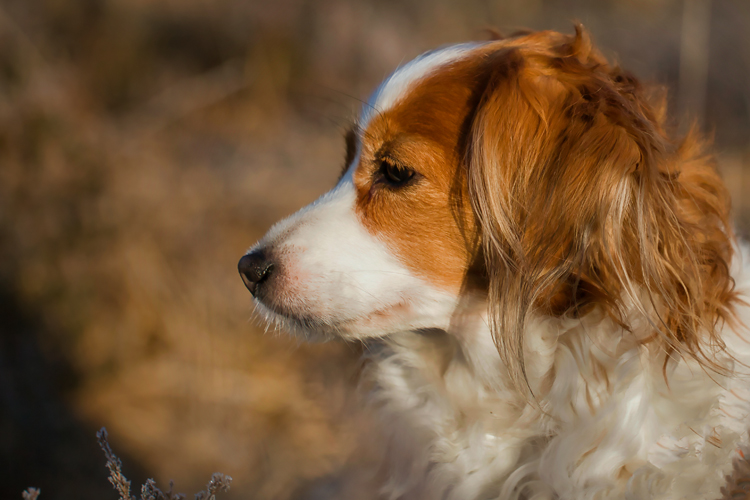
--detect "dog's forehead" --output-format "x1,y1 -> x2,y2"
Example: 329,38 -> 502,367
360,43 -> 482,128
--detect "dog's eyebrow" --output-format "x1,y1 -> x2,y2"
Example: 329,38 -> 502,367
340,124 -> 358,180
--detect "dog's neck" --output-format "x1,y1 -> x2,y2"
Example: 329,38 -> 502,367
361,296 -> 750,499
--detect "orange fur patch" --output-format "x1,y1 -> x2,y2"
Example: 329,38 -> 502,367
351,51 -> 492,293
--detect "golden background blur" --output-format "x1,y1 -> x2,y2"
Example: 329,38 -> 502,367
0,1 -> 748,498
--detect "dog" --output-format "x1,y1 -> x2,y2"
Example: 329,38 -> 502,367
239,27 -> 750,499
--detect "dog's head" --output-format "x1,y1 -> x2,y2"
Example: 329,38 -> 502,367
240,27 -> 736,387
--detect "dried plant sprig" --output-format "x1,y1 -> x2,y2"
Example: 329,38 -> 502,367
96,427 -> 229,500
194,473 -> 232,500
163,480 -> 187,500
141,479 -> 187,500
141,479 -> 163,500
97,427 -> 136,500
22,488 -> 40,500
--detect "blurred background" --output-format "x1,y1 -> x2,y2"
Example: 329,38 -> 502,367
0,0 -> 748,498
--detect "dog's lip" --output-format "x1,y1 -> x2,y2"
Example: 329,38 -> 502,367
253,295 -> 296,320
255,294 -> 412,335
254,295 -> 334,329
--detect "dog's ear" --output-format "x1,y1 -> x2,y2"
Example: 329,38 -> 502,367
466,26 -> 736,393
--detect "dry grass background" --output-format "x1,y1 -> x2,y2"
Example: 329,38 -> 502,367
0,0 -> 748,499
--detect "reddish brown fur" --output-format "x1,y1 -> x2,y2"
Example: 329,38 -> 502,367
351,27 -> 737,391
352,54 -> 488,292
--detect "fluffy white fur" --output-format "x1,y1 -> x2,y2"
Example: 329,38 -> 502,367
364,252 -> 750,499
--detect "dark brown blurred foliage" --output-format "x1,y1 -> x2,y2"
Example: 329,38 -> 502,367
0,1 -> 748,499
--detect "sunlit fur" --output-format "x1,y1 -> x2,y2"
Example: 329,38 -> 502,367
243,27 -> 750,499
465,27 -> 737,393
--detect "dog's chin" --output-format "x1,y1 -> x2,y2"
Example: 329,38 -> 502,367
252,299 -> 340,342
253,296 -> 442,342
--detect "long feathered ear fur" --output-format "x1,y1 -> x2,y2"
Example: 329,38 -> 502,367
467,26 -> 737,394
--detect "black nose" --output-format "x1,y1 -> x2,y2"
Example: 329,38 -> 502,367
238,250 -> 274,295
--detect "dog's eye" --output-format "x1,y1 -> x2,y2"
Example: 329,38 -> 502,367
379,158 -> 416,188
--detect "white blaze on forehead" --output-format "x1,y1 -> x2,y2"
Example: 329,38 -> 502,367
361,43 -> 482,127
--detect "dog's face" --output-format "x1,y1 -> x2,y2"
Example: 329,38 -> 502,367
239,44 -> 486,340
240,28 -> 735,382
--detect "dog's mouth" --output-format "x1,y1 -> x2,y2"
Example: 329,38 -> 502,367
252,298 -> 338,340
252,292 -> 417,341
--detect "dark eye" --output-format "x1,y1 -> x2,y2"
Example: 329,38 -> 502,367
379,158 -> 416,188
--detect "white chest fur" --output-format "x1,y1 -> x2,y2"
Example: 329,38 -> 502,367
364,251 -> 750,500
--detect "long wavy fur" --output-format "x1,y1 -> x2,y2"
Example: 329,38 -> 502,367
466,26 -> 738,393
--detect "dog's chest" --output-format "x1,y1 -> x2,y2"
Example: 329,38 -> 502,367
364,319 -> 750,500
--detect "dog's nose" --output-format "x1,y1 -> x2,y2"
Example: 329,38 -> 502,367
238,250 -> 274,295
